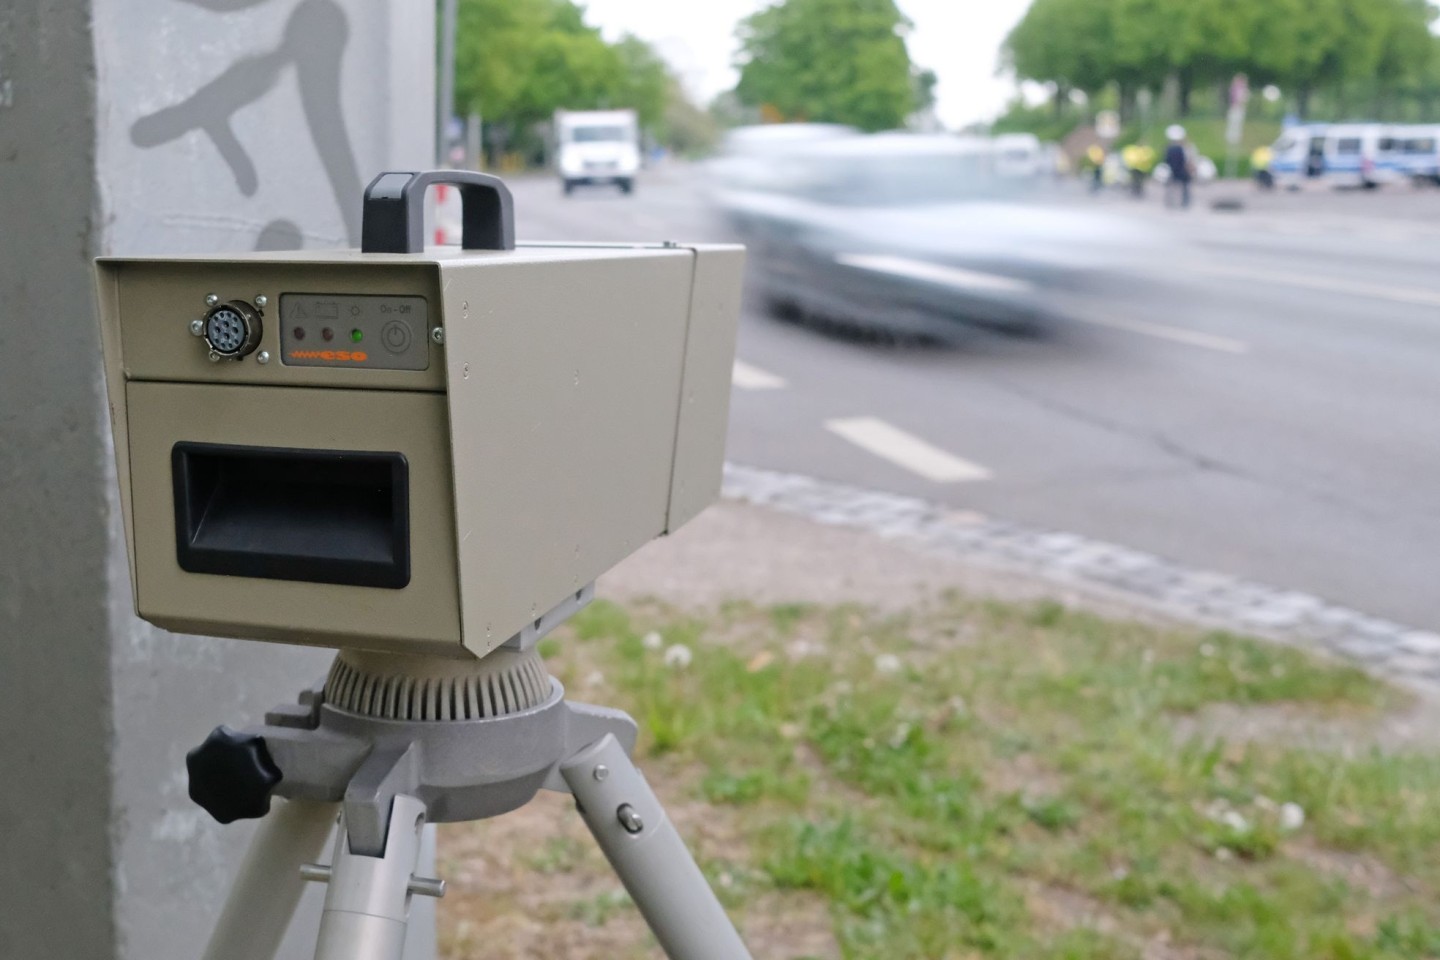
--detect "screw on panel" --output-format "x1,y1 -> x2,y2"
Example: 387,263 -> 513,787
430,327 -> 445,345
208,350 -> 222,363
205,293 -> 220,307
616,803 -> 644,834
256,351 -> 271,365
592,765 -> 609,782
254,295 -> 268,308
189,318 -> 206,336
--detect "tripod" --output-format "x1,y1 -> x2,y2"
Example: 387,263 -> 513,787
189,590 -> 752,960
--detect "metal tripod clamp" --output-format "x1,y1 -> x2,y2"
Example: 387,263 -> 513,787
360,169 -> 516,254
563,735 -> 755,960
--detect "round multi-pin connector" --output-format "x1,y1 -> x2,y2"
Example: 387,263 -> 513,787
203,299 -> 263,360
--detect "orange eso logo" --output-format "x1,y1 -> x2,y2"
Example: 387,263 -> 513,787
288,349 -> 369,363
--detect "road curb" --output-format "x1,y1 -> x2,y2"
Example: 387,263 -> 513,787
722,462 -> 1440,688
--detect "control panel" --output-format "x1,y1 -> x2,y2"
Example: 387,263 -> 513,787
279,294 -> 430,371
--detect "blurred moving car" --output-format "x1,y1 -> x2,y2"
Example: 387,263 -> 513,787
554,109 -> 641,195
706,123 -> 859,194
718,122 -> 859,154
995,133 -> 1043,179
711,133 -> 1163,339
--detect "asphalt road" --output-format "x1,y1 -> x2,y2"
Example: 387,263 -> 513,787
505,168 -> 1440,630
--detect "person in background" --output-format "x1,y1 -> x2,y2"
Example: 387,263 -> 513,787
1087,143 -> 1106,194
1164,125 -> 1194,209
1252,143 -> 1275,191
1122,142 -> 1156,199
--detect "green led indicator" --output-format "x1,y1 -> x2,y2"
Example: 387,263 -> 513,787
351,329 -> 364,343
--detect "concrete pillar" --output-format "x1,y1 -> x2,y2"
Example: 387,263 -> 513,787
0,3 -> 435,958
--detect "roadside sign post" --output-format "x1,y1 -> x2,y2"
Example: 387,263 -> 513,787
1225,73 -> 1250,180
1096,110 -> 1120,143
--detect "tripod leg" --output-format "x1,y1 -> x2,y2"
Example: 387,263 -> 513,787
203,799 -> 339,960
561,735 -> 754,960
313,794 -> 433,960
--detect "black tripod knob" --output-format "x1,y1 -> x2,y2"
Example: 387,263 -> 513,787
187,726 -> 282,824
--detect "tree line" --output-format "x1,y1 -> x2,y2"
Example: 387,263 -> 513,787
452,0 -> 940,159
1005,0 -> 1440,122
452,0 -> 715,164
732,0 -> 936,132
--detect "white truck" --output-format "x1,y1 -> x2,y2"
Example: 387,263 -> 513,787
554,109 -> 641,196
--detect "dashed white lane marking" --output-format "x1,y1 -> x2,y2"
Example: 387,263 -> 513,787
1075,313 -> 1251,354
1195,262 -> 1440,309
732,360 -> 787,390
824,417 -> 992,483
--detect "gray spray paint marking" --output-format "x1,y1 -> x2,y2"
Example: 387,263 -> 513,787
130,0 -> 362,247
0,19 -> 14,110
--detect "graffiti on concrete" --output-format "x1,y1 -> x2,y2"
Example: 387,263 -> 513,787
130,0 -> 362,247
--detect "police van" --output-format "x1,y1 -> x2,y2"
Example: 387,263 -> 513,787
1269,124 -> 1326,189
1396,126 -> 1440,184
1271,123 -> 1408,189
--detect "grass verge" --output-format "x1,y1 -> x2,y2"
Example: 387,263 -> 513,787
440,595 -> 1440,959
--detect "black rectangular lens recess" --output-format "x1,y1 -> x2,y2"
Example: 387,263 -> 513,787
172,442 -> 410,588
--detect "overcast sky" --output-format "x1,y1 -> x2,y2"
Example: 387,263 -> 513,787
580,0 -> 1033,128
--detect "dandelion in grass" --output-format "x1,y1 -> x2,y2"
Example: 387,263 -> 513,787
1220,810 -> 1251,833
874,653 -> 902,675
664,643 -> 693,669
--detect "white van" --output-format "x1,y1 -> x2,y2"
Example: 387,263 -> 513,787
1269,124 -> 1326,189
554,109 -> 641,196
1313,123 -> 1405,188
1396,125 -> 1440,184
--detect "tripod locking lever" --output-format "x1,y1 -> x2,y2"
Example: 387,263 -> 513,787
187,725 -> 282,824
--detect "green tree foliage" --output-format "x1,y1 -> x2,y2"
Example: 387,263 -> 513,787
451,0 -> 686,159
611,35 -> 670,130
663,78 -> 722,156
1005,0 -> 1115,96
1003,0 -> 1437,121
733,0 -> 922,131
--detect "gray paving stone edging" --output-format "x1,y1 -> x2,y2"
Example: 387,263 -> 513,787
722,463 -> 1440,685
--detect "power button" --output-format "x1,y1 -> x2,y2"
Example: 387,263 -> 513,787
381,320 -> 413,354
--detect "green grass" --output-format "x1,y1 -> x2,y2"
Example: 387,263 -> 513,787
541,597 -> 1440,959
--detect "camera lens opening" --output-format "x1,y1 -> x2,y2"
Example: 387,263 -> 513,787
172,442 -> 410,588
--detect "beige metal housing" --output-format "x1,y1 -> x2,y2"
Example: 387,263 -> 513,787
96,243 -> 744,658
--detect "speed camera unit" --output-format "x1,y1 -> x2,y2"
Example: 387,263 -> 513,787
96,171 -> 743,660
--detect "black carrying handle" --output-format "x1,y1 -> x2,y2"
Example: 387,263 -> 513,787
360,170 -> 516,254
